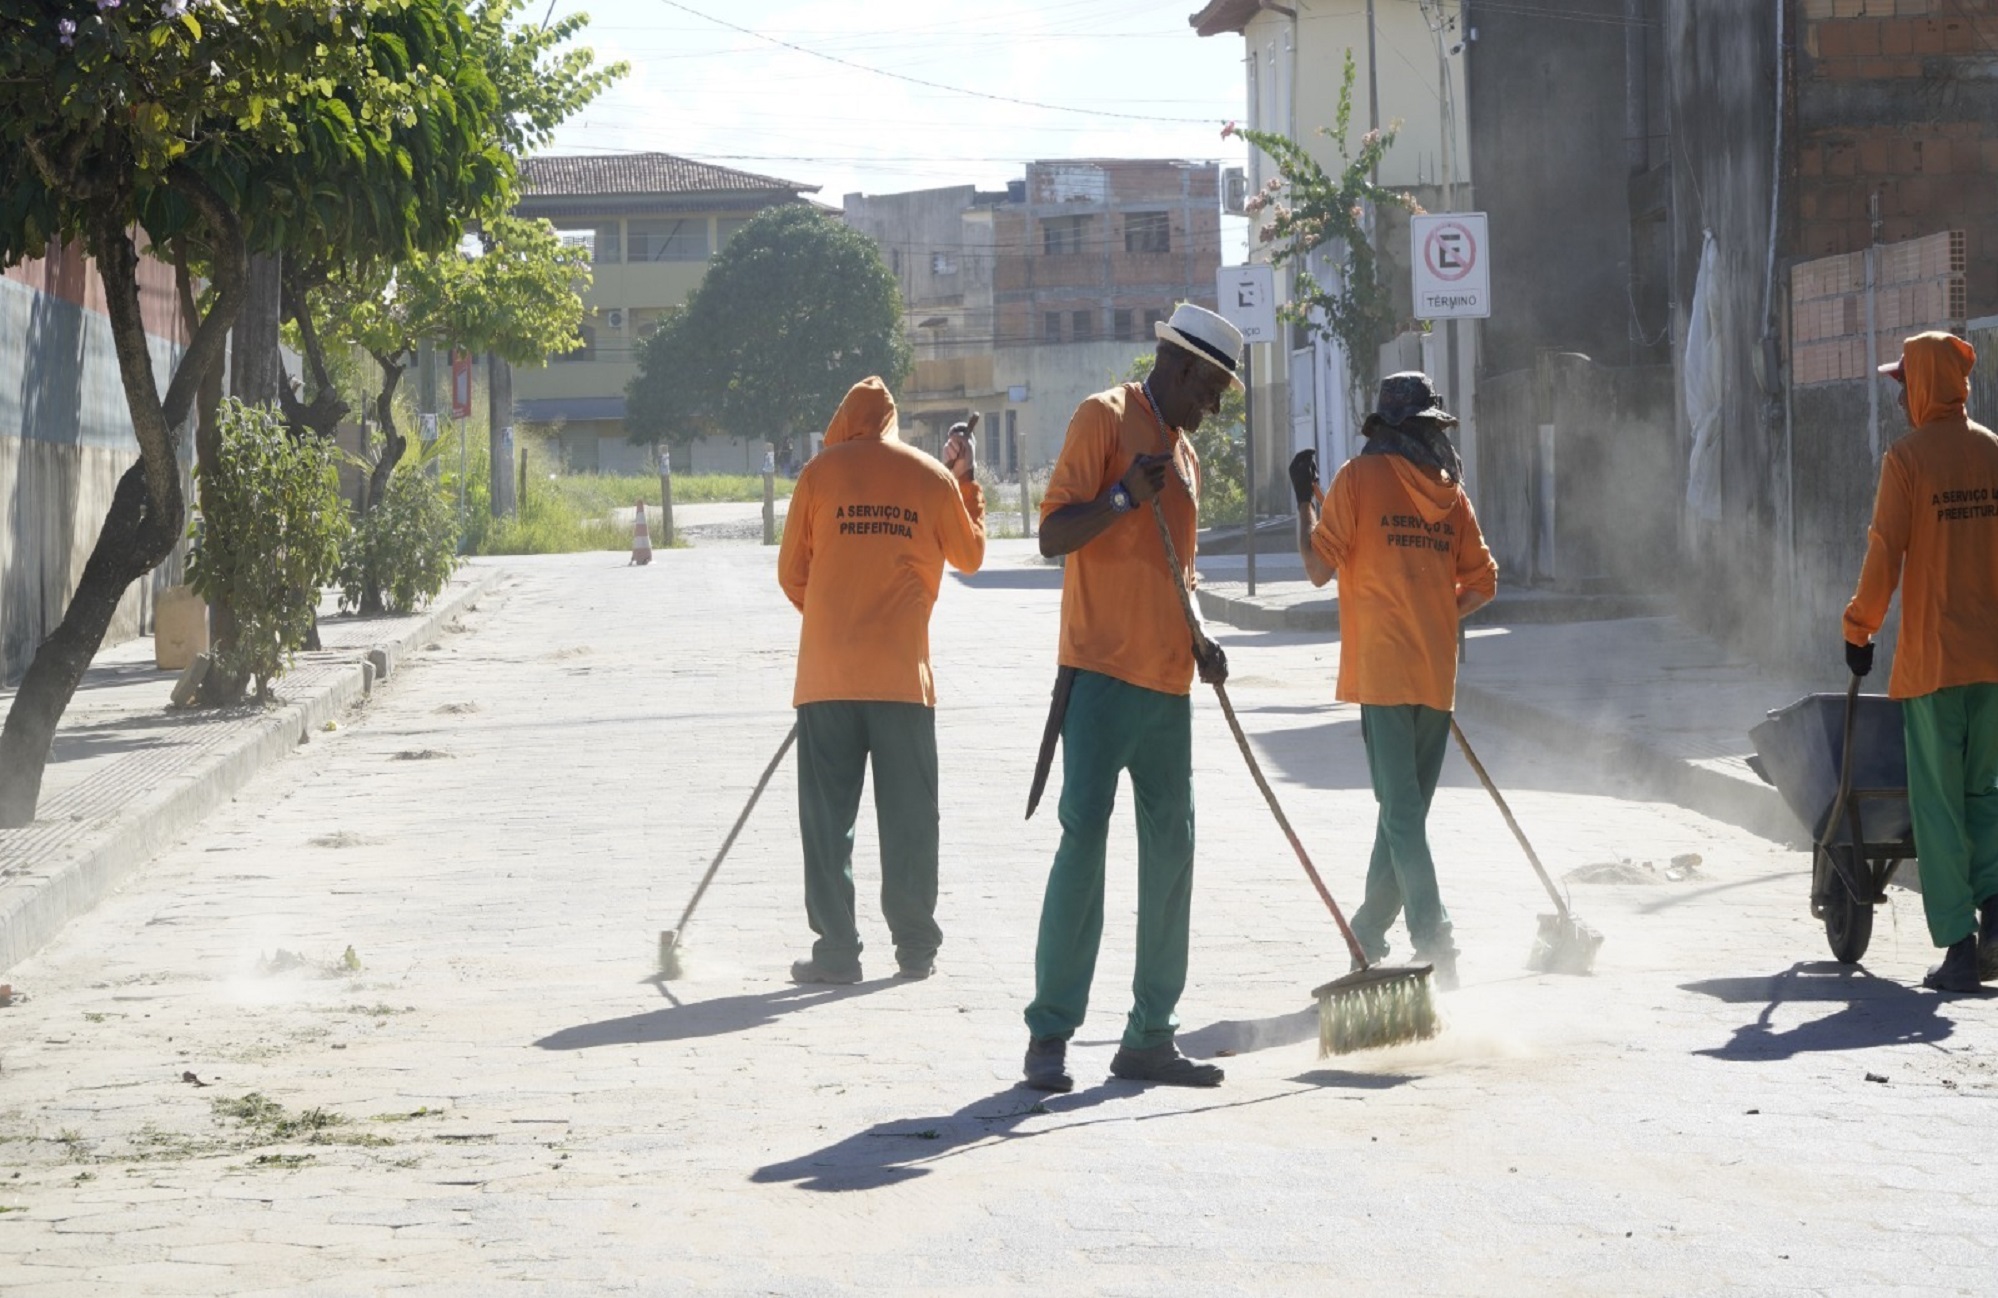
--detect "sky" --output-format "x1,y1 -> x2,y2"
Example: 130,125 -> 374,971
538,0 -> 1252,211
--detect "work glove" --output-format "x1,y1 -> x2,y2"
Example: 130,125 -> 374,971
1194,636 -> 1229,687
1288,448 -> 1319,507
1845,640 -> 1875,679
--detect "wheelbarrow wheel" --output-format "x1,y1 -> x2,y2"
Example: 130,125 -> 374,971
1822,846 -> 1874,964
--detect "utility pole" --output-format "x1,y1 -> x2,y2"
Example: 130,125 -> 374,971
1366,0 -> 1381,186
488,353 -> 516,519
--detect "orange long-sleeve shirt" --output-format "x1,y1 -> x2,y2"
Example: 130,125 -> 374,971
1040,382 -> 1202,697
1844,332 -> 1998,699
1312,452 -> 1497,711
778,378 -> 986,707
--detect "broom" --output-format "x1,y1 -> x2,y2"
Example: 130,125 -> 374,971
1146,496 -> 1439,1055
1449,719 -> 1603,974
658,723 -> 798,980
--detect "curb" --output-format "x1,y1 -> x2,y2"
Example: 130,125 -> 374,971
0,567 -> 500,973
1197,589 -> 1673,635
1453,681 -> 1797,843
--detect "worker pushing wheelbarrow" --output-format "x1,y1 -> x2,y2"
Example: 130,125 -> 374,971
1758,331 -> 1998,992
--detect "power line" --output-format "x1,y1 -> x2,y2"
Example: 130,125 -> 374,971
650,0 -> 1226,126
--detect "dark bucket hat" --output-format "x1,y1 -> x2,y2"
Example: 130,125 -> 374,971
1375,371 -> 1458,428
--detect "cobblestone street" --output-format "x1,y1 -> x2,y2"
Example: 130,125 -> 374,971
1,544 -> 1991,1295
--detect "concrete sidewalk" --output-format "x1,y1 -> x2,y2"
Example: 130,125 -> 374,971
1193,575 -> 1821,844
0,565 -> 499,973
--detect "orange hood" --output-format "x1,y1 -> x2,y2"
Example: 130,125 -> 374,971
824,377 -> 900,445
1385,453 -> 1463,525
1898,331 -> 1976,427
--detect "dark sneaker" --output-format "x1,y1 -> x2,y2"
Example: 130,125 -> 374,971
1022,1037 -> 1073,1093
1980,904 -> 1998,982
1109,1041 -> 1224,1088
790,958 -> 862,986
1923,938 -> 1982,994
894,961 -> 935,981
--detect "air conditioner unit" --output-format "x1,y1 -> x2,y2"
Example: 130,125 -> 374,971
604,308 -> 626,332
1222,167 -> 1248,216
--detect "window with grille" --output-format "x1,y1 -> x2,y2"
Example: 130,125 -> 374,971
1044,312 -> 1063,342
1124,212 -> 1171,255
1113,309 -> 1135,341
1143,308 -> 1169,335
626,218 -> 709,262
1071,310 -> 1095,342
1042,215 -> 1090,256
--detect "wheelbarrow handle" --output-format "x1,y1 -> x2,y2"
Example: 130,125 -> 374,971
1815,674 -> 1863,854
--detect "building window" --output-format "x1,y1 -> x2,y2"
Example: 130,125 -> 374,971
556,322 -> 596,363
931,252 -> 958,275
1113,309 -> 1135,342
556,222 -> 619,264
892,248 -> 903,276
626,218 -> 710,262
1042,215 -> 1090,256
1071,309 -> 1095,342
716,217 -> 752,249
1143,308 -> 1169,336
1125,212 -> 1171,255
1043,312 -> 1063,342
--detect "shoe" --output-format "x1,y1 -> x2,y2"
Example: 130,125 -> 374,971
1022,1036 -> 1073,1093
1416,948 -> 1460,993
1980,903 -> 1998,982
894,961 -> 934,981
1109,1041 -> 1224,1088
1922,937 -> 1982,994
790,958 -> 862,986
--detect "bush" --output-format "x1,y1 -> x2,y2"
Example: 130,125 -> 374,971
186,400 -> 347,699
339,465 -> 459,614
480,483 -> 629,554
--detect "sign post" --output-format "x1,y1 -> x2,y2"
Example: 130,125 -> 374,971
450,350 -> 472,549
1217,264 -> 1279,595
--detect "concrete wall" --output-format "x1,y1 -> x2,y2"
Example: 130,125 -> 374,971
993,341 -> 1154,470
1,254 -> 189,682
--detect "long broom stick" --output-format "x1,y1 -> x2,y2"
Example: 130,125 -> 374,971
658,723 -> 798,979
1146,496 -> 1438,1054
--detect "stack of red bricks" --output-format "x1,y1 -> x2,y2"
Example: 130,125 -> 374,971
1790,230 -> 1966,387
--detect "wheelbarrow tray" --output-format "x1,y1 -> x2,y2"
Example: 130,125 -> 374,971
1748,691 -> 1911,847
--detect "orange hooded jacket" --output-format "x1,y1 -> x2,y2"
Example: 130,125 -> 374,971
1312,451 -> 1498,711
1844,331 -> 1998,699
778,378 -> 986,707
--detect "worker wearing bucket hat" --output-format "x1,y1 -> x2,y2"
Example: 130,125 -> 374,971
1290,372 -> 1498,990
1020,303 -> 1239,1092
1844,331 -> 1998,993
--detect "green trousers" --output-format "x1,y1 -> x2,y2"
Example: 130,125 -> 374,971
1025,671 -> 1195,1051
796,701 -> 942,972
1349,703 -> 1455,959
1902,683 -> 1998,947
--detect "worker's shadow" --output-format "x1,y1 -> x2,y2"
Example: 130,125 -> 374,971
752,1085 -> 1127,1192
532,982 -> 891,1050
1682,961 -> 1958,1061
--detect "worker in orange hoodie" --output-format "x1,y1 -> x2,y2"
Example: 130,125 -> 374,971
1291,372 -> 1498,990
777,377 -> 986,984
1844,331 -> 1998,993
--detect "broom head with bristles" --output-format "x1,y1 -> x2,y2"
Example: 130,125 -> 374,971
658,930 -> 685,981
1312,963 -> 1441,1056
1527,912 -> 1603,976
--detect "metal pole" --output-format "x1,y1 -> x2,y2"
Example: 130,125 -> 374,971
658,446 -> 675,548
456,414 -> 467,553
1245,345 -> 1257,597
761,442 -> 777,546
1366,0 -> 1381,186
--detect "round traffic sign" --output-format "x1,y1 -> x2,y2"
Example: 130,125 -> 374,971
1423,221 -> 1478,283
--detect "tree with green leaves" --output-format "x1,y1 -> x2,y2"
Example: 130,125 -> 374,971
315,212 -> 590,609
0,0 -> 615,824
626,206 -> 911,451
1227,50 -> 1419,418
1125,353 -> 1248,526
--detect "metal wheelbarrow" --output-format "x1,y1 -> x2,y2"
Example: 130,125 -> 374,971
1747,677 -> 1916,963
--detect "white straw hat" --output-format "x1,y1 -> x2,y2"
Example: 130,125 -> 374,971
1154,302 -> 1246,391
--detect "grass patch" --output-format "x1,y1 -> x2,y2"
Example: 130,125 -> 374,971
212,1093 -> 393,1149
0,1205 -> 25,1215
371,1107 -> 443,1123
476,487 -> 629,556
251,1153 -> 315,1169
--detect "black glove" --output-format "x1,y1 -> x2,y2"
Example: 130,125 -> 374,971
1195,638 -> 1229,686
1845,640 -> 1875,678
1288,449 -> 1319,507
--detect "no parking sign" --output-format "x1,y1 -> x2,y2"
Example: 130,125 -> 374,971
1411,213 -> 1492,320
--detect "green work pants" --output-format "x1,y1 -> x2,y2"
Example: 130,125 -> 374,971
1349,703 -> 1455,959
1901,684 -> 1998,947
1025,671 -> 1195,1051
796,700 -> 942,972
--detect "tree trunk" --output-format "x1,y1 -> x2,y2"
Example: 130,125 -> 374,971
277,264 -> 349,442
359,358 -> 408,614
488,353 -> 516,518
0,208 -> 245,827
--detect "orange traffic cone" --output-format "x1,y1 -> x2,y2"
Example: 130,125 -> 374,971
630,501 -> 653,566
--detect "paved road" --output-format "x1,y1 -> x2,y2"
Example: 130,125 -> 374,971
1,544 -> 1992,1295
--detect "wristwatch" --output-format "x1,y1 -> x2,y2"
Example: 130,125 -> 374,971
1108,484 -> 1134,514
